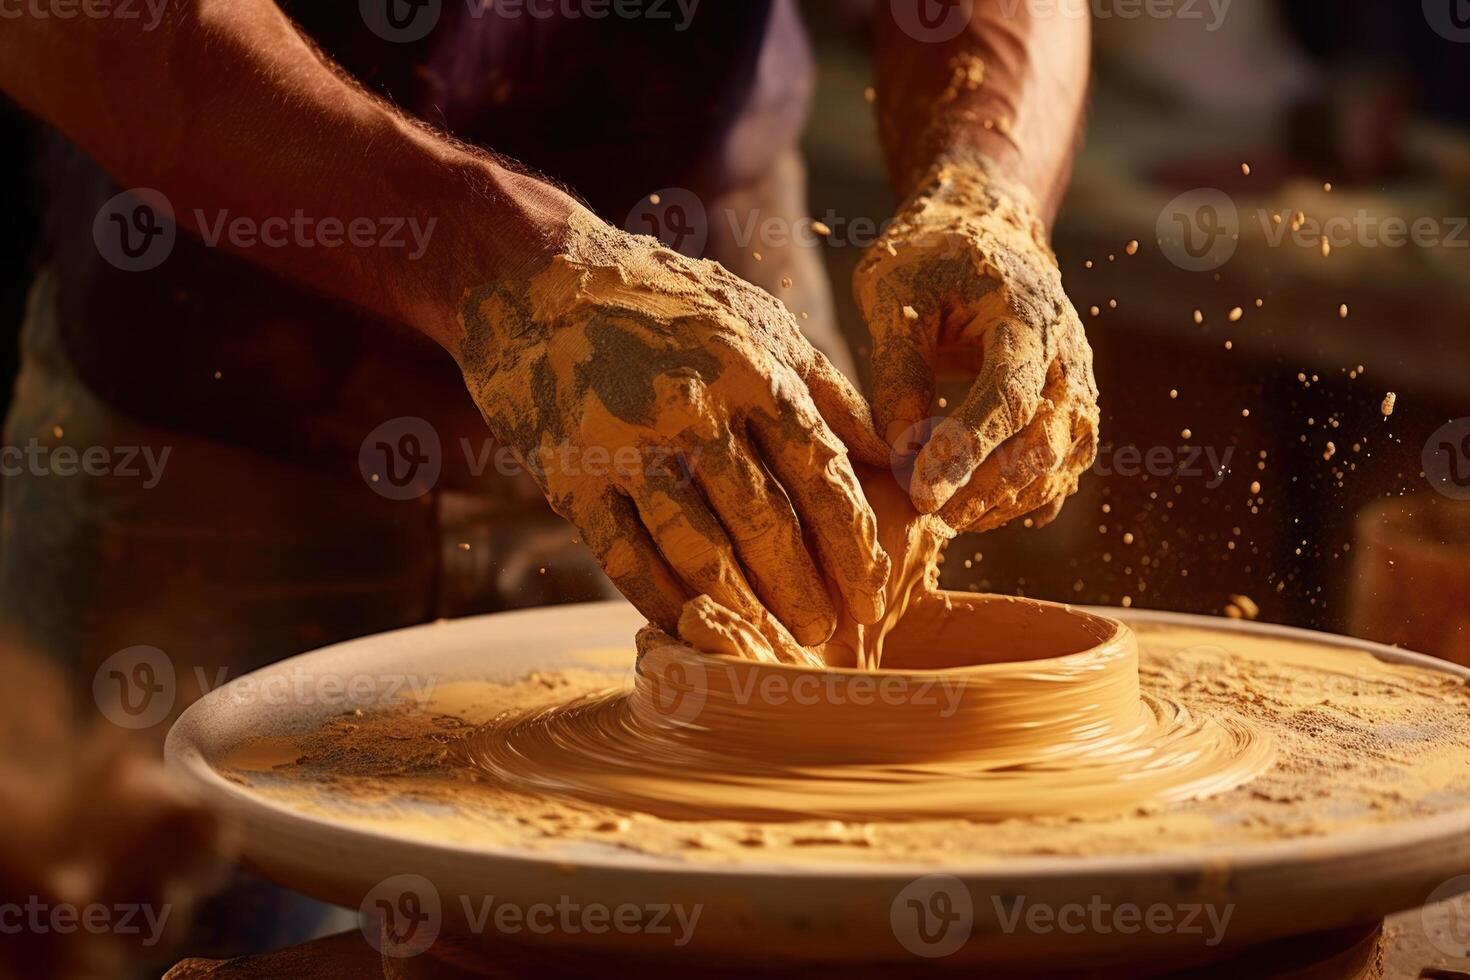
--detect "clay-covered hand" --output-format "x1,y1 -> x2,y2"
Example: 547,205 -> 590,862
459,211 -> 892,646
854,153 -> 1099,533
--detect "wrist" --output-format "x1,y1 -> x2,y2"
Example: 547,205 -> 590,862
888,150 -> 1047,243
381,130 -> 580,356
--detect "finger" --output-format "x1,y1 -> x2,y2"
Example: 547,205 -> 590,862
794,346 -> 891,467
938,395 -> 1097,532
747,385 -> 891,625
866,295 -> 939,455
575,487 -> 691,633
1019,495 -> 1067,530
625,464 -> 773,634
958,473 -> 1077,535
677,595 -> 825,668
912,317 -> 1046,513
690,434 -> 837,647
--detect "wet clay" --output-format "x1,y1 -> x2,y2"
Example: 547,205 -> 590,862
462,597 -> 1274,821
216,621 -> 1470,865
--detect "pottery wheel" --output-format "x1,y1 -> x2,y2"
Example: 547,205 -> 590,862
165,602 -> 1470,970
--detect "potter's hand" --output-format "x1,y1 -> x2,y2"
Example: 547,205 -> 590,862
854,154 -> 1099,533
460,211 -> 892,645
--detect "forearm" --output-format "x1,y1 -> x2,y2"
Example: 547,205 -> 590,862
0,0 -> 577,355
874,1 -> 1090,223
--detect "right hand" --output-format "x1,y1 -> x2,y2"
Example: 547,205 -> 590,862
457,211 -> 892,647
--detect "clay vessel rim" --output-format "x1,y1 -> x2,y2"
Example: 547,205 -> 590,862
639,593 -> 1132,678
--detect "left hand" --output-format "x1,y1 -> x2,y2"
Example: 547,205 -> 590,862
853,153 -> 1100,533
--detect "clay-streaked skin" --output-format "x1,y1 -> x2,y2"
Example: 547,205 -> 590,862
459,212 -> 892,647
671,467 -> 949,669
854,154 -> 1100,531
0,1 -> 1098,649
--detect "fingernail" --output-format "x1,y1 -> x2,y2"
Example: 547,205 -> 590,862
854,589 -> 886,626
909,472 -> 954,515
793,610 -> 838,647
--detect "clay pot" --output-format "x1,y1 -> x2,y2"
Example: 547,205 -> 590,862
631,594 -> 1134,766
